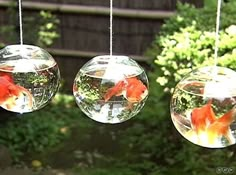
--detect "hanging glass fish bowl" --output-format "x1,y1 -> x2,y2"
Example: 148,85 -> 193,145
0,44 -> 60,113
170,66 -> 236,148
73,55 -> 149,124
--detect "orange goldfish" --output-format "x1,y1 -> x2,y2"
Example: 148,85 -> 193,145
190,100 -> 216,133
188,100 -> 236,147
0,71 -> 33,111
206,108 -> 235,145
104,77 -> 148,103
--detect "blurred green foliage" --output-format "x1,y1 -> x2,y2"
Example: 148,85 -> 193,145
37,11 -> 60,47
0,5 -> 59,47
159,0 -> 236,36
204,0 -> 217,7
0,94 -> 79,162
147,1 -> 236,94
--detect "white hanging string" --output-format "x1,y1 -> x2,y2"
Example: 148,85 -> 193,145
18,0 -> 23,45
109,0 -> 113,56
213,0 -> 222,67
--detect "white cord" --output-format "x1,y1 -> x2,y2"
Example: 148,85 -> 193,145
110,0 -> 113,56
214,0 -> 222,67
19,0 -> 23,45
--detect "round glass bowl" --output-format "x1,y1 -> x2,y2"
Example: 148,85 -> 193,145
0,44 -> 60,113
73,55 -> 149,124
170,66 -> 236,148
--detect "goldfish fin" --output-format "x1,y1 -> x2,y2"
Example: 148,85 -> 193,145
206,128 -> 218,145
206,107 -> 236,145
217,108 -> 236,124
4,97 -> 17,110
191,100 -> 216,133
217,108 -> 236,144
104,80 -> 125,102
126,101 -> 134,110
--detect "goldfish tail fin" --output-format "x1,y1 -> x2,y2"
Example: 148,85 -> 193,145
126,101 -> 134,110
207,130 -> 218,145
217,108 -> 236,144
4,98 -> 16,110
218,108 -> 236,125
104,81 -> 125,102
104,89 -> 113,102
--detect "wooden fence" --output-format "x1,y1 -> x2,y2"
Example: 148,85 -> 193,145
0,0 -> 203,92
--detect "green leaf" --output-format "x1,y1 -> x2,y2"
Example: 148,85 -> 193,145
204,0 -> 217,7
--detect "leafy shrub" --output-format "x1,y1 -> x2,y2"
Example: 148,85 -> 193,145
148,1 -> 236,94
155,24 -> 236,93
0,94 -> 82,162
160,0 -> 236,36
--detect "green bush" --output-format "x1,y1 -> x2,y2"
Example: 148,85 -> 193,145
160,0 -> 236,36
0,94 -> 82,162
148,1 -> 236,94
